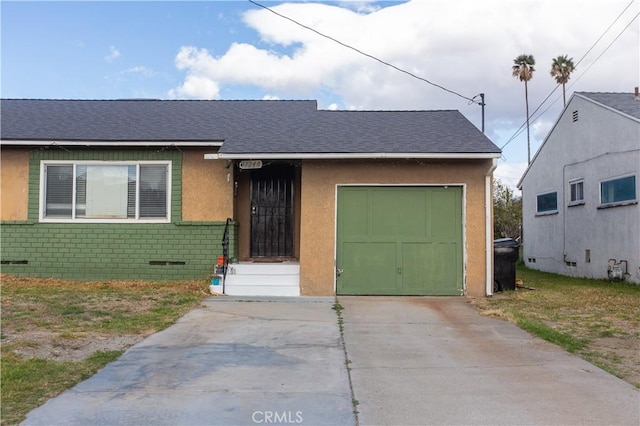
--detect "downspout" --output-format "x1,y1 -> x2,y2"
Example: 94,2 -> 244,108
485,158 -> 498,296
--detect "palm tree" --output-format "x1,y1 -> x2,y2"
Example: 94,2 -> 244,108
512,54 -> 535,165
550,55 -> 576,107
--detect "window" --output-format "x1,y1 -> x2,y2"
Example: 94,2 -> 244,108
41,161 -> 170,222
569,180 -> 584,205
536,191 -> 558,214
600,175 -> 636,206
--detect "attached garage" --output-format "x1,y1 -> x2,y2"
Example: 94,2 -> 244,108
336,186 -> 463,295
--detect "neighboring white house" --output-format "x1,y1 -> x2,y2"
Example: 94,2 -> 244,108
518,91 -> 640,284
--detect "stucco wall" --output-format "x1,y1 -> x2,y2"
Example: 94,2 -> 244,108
0,148 -> 30,220
182,149 -> 234,221
299,159 -> 493,296
521,95 -> 640,283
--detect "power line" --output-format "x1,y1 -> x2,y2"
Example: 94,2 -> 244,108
500,1 -> 639,151
573,0 -> 637,68
248,0 -> 477,103
507,9 -> 639,149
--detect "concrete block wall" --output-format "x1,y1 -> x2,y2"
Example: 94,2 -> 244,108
0,222 -> 235,280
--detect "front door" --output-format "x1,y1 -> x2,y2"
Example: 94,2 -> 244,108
250,164 -> 294,258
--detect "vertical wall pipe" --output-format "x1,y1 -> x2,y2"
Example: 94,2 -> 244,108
486,158 -> 498,296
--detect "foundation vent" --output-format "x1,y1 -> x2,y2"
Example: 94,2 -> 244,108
0,260 -> 29,265
149,261 -> 186,266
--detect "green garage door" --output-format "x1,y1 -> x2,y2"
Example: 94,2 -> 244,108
336,186 -> 463,295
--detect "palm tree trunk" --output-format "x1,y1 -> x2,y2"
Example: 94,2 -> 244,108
525,80 -> 531,164
562,82 -> 566,107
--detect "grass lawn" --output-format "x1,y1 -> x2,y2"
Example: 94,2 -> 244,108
471,265 -> 640,388
0,275 -> 210,426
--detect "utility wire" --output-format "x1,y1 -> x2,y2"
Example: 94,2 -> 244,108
500,1 -> 639,150
573,0 -> 637,68
568,10 -> 639,88
248,0 -> 477,103
502,9 -> 639,150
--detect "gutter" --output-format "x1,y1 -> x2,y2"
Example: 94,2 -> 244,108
485,158 -> 498,296
1,140 -> 224,147
215,152 -> 502,160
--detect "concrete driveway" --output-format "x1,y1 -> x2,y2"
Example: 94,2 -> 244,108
23,296 -> 639,426
340,296 -> 639,426
22,297 -> 355,426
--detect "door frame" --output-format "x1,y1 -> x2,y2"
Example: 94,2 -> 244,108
334,183 -> 467,294
249,163 -> 296,259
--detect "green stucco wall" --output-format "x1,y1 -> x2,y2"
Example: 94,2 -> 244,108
1,148 -> 238,281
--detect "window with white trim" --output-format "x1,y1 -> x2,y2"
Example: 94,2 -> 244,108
600,175 -> 636,206
536,191 -> 558,214
41,161 -> 170,222
569,180 -> 584,205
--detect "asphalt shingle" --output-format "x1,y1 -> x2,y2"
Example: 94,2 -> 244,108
1,99 -> 501,155
577,92 -> 640,120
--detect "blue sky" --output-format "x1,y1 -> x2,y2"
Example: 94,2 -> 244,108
2,1 -> 639,189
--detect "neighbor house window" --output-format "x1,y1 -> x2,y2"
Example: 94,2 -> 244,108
536,191 -> 558,213
569,180 -> 584,205
41,161 -> 170,222
600,175 -> 636,206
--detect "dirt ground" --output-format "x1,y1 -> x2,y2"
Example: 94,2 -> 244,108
1,275 -> 207,363
2,331 -> 144,362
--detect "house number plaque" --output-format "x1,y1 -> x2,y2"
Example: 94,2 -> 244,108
239,160 -> 263,170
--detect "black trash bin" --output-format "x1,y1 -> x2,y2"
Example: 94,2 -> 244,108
494,238 -> 519,292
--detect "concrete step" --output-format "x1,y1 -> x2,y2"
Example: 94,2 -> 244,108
222,262 -> 300,297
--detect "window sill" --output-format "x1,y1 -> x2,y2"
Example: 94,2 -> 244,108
597,200 -> 638,210
535,210 -> 559,217
568,202 -> 585,208
39,218 -> 171,224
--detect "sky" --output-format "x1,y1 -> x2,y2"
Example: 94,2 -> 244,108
2,0 -> 639,190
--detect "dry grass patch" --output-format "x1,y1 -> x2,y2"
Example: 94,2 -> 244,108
471,266 -> 640,388
1,274 -> 210,425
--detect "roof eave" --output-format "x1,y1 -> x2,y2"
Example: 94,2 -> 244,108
0,140 -> 224,147
217,152 -> 501,160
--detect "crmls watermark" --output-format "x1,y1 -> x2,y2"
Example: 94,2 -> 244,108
252,410 -> 303,424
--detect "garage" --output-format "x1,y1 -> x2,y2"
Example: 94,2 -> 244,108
336,186 -> 463,295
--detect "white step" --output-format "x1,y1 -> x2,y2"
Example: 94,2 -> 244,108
222,262 -> 300,297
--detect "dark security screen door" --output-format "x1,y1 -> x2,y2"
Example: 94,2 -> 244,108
250,164 -> 294,258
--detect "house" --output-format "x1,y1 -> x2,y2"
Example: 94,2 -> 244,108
518,91 -> 640,284
1,99 -> 501,296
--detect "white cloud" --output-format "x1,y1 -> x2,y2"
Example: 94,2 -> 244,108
170,0 -> 637,120
337,1 -> 381,14
495,162 -> 528,192
105,45 -> 120,62
533,118 -> 555,143
168,73 -> 220,99
122,66 -> 152,77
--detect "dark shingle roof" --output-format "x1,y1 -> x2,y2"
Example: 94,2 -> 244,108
1,99 -> 500,156
220,109 -> 500,154
577,92 -> 640,120
0,99 -> 316,142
